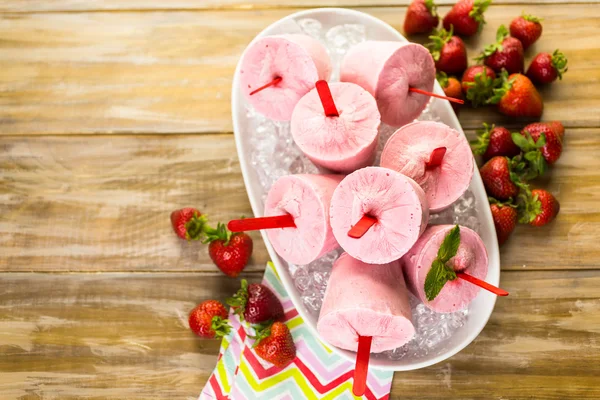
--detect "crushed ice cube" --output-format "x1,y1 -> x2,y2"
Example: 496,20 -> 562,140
297,18 -> 323,39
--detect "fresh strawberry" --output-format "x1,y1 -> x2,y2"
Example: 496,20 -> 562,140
519,188 -> 560,226
471,123 -> 520,161
546,121 -> 565,140
490,201 -> 517,245
170,208 -> 208,240
476,25 -> 524,74
428,27 -> 468,75
509,13 -> 543,50
227,279 -> 284,324
443,0 -> 491,37
480,156 -> 519,200
404,0 -> 439,35
206,223 -> 253,278
437,72 -> 464,113
487,71 -> 543,118
520,122 -> 563,164
526,50 -> 568,84
461,65 -> 497,107
189,300 -> 230,339
252,321 -> 296,368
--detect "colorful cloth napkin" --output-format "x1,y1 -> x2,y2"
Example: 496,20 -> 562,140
199,263 -> 394,400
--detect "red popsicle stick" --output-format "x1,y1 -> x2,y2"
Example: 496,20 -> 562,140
249,76 -> 282,96
409,87 -> 465,105
348,215 -> 378,238
227,214 -> 296,232
315,80 -> 339,117
353,335 -> 372,397
457,272 -> 509,296
425,146 -> 447,169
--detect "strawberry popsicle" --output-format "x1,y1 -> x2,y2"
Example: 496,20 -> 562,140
401,225 -> 489,313
380,121 -> 474,212
317,252 -> 415,353
264,174 -> 343,265
240,34 -> 332,121
340,41 -> 436,127
291,82 -> 381,173
329,167 -> 429,264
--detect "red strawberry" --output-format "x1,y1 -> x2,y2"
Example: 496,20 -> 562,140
404,0 -> 439,35
480,156 -> 519,200
443,0 -> 491,37
206,223 -> 253,278
189,300 -> 230,339
252,321 -> 296,368
477,25 -> 524,74
520,122 -> 563,164
526,50 -> 568,85
546,121 -> 565,140
509,14 -> 543,50
461,65 -> 497,107
519,189 -> 560,226
487,71 -> 543,118
471,123 -> 520,161
170,208 -> 207,240
490,202 -> 517,245
437,72 -> 464,113
428,27 -> 468,75
227,279 -> 284,324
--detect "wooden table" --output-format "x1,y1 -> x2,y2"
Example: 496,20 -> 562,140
0,1 -> 599,399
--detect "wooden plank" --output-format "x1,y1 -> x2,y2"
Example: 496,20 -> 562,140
3,0 -> 599,13
0,270 -> 598,399
0,134 -> 270,272
0,131 -> 598,272
0,6 -> 598,135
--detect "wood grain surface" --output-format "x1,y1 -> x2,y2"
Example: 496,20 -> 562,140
1,270 -> 599,399
1,0 -> 599,399
0,5 -> 598,135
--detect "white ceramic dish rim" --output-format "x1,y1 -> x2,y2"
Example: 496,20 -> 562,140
231,7 -> 500,371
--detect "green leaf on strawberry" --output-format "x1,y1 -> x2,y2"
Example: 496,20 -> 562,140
427,27 -> 453,62
476,25 -> 509,61
551,49 -> 568,79
470,122 -> 494,155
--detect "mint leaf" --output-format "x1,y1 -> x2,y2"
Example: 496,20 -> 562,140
424,226 -> 461,301
437,225 -> 461,262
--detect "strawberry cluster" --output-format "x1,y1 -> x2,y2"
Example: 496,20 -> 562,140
471,122 -> 562,244
188,279 -> 296,368
404,2 -> 568,117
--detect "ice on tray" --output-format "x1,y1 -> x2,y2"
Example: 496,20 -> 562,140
245,18 -> 480,361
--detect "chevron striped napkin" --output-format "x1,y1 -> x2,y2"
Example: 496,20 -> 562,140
199,262 -> 394,400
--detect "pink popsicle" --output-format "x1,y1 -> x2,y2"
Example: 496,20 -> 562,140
401,225 -> 489,313
329,167 -> 429,264
264,174 -> 343,265
240,34 -> 332,121
291,82 -> 381,173
380,121 -> 474,212
317,253 -> 415,353
340,41 -> 436,127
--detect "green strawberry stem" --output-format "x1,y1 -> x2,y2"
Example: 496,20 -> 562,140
436,71 -> 449,88
475,25 -> 508,62
427,27 -> 453,62
464,72 -> 500,107
511,132 -> 547,179
551,50 -> 568,79
469,0 -> 492,32
249,320 -> 274,347
522,13 -> 542,23
226,279 -> 249,319
515,184 -> 542,224
211,316 -> 231,338
424,225 -> 461,301
470,123 -> 494,155
203,222 -> 233,245
487,70 -> 515,105
424,0 -> 438,17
